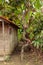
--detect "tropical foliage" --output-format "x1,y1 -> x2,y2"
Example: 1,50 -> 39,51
0,0 -> 43,50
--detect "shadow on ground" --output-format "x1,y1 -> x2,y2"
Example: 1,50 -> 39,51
0,50 -> 43,65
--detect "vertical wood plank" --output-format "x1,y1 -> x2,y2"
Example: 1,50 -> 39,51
2,21 -> 5,55
2,21 -> 4,37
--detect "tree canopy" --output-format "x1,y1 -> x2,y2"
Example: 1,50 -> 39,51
0,0 -> 43,49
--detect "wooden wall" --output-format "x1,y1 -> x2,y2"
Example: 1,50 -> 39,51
0,21 -> 18,56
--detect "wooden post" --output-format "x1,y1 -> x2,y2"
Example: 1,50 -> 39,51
2,21 -> 5,59
2,21 -> 4,37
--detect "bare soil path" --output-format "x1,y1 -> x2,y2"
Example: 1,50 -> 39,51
0,51 -> 43,65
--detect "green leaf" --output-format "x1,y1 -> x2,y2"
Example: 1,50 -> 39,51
34,0 -> 41,9
29,32 -> 34,39
0,11 -> 2,15
0,0 -> 4,4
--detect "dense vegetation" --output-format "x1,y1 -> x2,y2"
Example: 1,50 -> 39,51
0,0 -> 43,50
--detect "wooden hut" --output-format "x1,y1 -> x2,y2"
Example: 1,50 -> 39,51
0,16 -> 19,61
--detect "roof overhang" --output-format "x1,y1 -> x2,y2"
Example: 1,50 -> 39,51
0,16 -> 19,29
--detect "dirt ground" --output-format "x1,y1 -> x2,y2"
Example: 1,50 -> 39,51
0,51 -> 43,65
